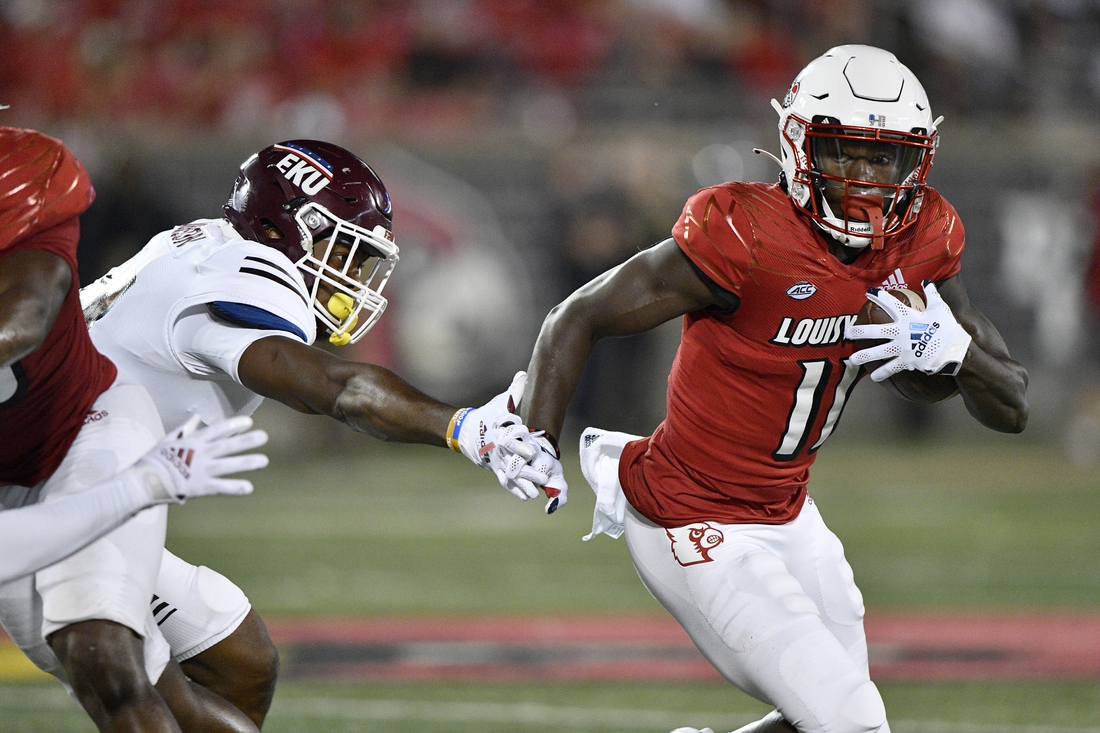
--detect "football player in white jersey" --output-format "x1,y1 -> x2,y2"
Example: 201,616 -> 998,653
81,139 -> 565,728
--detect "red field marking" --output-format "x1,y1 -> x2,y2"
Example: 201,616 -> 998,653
261,611 -> 1100,682
866,610 -> 1100,680
5,612 -> 1097,683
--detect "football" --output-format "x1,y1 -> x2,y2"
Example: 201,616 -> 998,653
854,288 -> 960,404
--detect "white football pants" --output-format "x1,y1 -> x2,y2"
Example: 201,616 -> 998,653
624,499 -> 889,733
0,374 -> 171,686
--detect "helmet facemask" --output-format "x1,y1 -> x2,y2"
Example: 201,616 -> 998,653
290,200 -> 399,345
784,117 -> 935,250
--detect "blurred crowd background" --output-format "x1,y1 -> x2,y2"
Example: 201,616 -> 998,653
4,0 -> 1100,456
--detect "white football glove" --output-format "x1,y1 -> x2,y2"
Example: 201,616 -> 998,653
135,416 -> 269,505
525,432 -> 568,515
452,371 -> 556,504
845,280 -> 972,382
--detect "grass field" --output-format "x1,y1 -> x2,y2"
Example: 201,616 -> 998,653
3,434 -> 1100,732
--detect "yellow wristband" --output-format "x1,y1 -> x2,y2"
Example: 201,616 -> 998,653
446,408 -> 472,452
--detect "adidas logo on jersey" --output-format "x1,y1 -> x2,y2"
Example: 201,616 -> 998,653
881,268 -> 907,290
83,409 -> 108,425
771,314 -> 858,347
273,143 -> 333,196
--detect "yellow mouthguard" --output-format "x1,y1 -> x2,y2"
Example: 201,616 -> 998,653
326,293 -> 358,346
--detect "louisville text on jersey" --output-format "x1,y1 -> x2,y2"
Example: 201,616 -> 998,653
770,314 -> 859,347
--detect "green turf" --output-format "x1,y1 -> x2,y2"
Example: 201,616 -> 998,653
4,680 -> 1100,732
4,437 -> 1100,731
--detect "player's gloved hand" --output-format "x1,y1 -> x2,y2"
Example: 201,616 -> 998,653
450,371 -> 555,504
845,280 -> 972,382
135,415 -> 269,504
526,432 -> 568,515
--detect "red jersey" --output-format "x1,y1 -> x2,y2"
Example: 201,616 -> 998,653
620,182 -> 963,527
0,127 -> 116,487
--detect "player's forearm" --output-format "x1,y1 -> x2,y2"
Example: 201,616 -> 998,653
955,346 -> 1029,433
522,301 -> 599,441
330,362 -> 454,446
0,470 -> 151,582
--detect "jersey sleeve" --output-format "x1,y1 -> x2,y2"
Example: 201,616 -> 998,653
0,128 -> 95,256
171,306 -> 302,384
672,185 -> 756,296
169,240 -> 316,383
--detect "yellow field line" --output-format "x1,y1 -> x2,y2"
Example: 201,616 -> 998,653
0,642 -> 50,682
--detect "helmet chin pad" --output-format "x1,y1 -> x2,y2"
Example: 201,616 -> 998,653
840,193 -> 885,250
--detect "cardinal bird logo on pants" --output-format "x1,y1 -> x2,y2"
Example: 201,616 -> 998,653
666,523 -> 724,566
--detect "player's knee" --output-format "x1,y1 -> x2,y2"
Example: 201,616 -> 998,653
227,611 -> 279,689
240,623 -> 279,690
183,610 -> 279,697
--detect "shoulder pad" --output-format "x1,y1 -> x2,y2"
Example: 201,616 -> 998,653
0,128 -> 95,253
673,185 -> 755,296
187,239 -> 316,345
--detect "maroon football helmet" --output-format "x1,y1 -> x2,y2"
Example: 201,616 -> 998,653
223,140 -> 399,345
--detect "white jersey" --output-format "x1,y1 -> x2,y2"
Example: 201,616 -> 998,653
83,218 -> 316,429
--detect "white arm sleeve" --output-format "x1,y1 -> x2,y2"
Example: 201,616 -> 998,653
0,469 -> 153,583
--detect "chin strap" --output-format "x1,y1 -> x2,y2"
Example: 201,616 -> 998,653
841,193 -> 886,250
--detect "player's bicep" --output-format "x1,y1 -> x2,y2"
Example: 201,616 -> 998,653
936,275 -> 1012,360
237,336 -> 348,414
573,238 -> 734,339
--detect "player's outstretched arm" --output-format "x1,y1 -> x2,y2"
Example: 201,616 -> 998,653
238,337 -> 462,444
522,238 -> 729,442
0,249 -> 71,368
935,276 -> 1029,433
236,338 -> 561,506
0,417 -> 267,584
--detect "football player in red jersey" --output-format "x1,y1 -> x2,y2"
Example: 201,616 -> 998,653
0,127 -> 274,733
521,46 -> 1028,733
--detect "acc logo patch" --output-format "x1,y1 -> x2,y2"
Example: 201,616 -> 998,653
273,143 -> 333,196
667,523 -> 724,566
786,281 -> 816,300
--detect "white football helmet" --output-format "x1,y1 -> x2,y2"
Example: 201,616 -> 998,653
772,45 -> 940,250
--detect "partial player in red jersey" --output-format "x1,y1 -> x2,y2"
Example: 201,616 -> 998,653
0,127 -> 269,733
521,46 -> 1028,733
